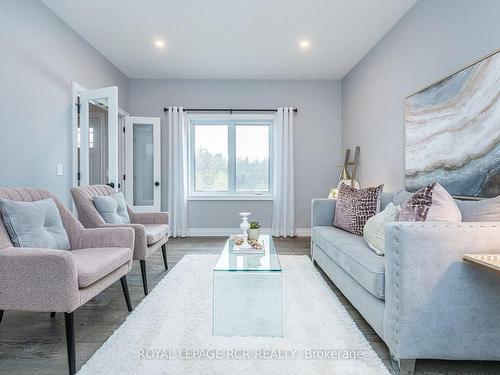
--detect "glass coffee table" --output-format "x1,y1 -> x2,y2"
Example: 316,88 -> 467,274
212,235 -> 282,337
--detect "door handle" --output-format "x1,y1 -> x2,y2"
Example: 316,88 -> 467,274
154,181 -> 160,187
107,182 -> 115,188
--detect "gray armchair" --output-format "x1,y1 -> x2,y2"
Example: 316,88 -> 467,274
71,185 -> 170,295
0,188 -> 135,375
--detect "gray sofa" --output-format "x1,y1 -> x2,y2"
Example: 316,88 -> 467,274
311,192 -> 500,374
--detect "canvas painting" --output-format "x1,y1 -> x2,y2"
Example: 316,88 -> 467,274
405,50 -> 500,198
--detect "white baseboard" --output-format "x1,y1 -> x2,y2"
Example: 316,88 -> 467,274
187,227 -> 311,237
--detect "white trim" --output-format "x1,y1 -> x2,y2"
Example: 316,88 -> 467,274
187,195 -> 273,201
79,86 -> 119,188
185,227 -> 310,237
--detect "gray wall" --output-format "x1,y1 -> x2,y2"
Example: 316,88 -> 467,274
0,0 -> 129,206
129,79 -> 342,229
342,0 -> 500,192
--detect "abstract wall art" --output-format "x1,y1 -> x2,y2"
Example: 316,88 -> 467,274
405,50 -> 500,198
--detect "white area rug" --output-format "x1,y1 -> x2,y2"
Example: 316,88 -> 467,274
78,255 -> 390,375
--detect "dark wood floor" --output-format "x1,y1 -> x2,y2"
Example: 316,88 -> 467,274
0,237 -> 499,374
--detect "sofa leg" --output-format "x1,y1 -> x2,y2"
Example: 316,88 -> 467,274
120,276 -> 133,312
140,260 -> 149,296
390,354 -> 416,375
64,312 -> 76,375
50,312 -> 56,318
0,310 -> 4,323
161,244 -> 168,270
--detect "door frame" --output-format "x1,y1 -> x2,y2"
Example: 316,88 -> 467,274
124,116 -> 161,212
71,81 -> 128,190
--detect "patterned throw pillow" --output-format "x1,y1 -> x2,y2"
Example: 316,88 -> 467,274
399,183 -> 462,222
333,183 -> 384,236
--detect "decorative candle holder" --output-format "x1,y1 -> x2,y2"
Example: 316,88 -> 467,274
239,212 -> 251,249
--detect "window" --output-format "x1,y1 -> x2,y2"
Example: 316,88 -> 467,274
189,114 -> 273,199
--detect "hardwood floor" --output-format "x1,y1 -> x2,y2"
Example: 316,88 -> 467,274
0,237 -> 499,374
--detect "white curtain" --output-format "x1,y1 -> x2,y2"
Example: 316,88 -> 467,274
272,107 -> 295,237
167,107 -> 188,237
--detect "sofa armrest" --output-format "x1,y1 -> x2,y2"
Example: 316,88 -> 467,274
311,199 -> 336,227
130,211 -> 170,225
0,247 -> 80,312
383,222 -> 500,360
75,227 -> 135,250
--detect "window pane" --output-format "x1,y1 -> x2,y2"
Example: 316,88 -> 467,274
236,125 -> 269,191
194,125 -> 228,191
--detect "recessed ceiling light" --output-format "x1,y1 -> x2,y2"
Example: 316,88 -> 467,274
154,39 -> 165,49
299,39 -> 310,50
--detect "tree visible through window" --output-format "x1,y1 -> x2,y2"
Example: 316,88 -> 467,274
191,118 -> 272,196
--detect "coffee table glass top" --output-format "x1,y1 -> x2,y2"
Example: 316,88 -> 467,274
214,235 -> 281,272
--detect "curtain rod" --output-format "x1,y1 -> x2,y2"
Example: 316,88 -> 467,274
163,107 -> 298,113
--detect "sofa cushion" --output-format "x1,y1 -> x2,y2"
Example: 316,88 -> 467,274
93,193 -> 131,224
456,196 -> 500,222
312,226 -> 385,299
144,224 -> 169,245
72,247 -> 132,288
0,198 -> 70,250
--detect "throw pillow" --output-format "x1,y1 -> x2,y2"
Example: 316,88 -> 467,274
333,183 -> 384,236
456,196 -> 500,222
93,193 -> 131,224
363,202 -> 401,255
399,183 -> 462,222
0,198 -> 70,250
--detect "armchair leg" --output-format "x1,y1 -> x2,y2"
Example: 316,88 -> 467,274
140,260 -> 149,296
120,276 -> 133,312
161,244 -> 168,270
50,312 -> 56,318
64,312 -> 76,375
0,310 -> 4,323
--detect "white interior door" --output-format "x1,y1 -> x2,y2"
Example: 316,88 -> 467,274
79,86 -> 119,189
125,116 -> 161,212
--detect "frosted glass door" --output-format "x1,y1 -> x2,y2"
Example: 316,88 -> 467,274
125,117 -> 161,212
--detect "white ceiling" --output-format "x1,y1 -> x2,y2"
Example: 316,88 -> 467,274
42,0 -> 417,80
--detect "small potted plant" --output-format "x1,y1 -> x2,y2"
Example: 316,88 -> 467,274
247,221 -> 261,241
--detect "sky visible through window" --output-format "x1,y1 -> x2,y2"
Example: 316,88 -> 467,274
194,124 -> 270,193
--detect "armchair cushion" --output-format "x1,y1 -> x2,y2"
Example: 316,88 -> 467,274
0,198 -> 70,250
72,247 -> 132,288
144,224 -> 169,245
93,193 -> 131,224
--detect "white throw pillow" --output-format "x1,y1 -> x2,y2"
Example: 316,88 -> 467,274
363,203 -> 401,256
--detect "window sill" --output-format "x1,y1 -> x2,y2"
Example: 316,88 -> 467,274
188,195 -> 273,201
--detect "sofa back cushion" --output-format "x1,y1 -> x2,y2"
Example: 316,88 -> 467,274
379,192 -> 394,211
333,183 -> 384,236
0,198 -> 70,250
456,196 -> 500,222
93,193 -> 131,224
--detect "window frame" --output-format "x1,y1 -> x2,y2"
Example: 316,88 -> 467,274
188,113 -> 274,200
